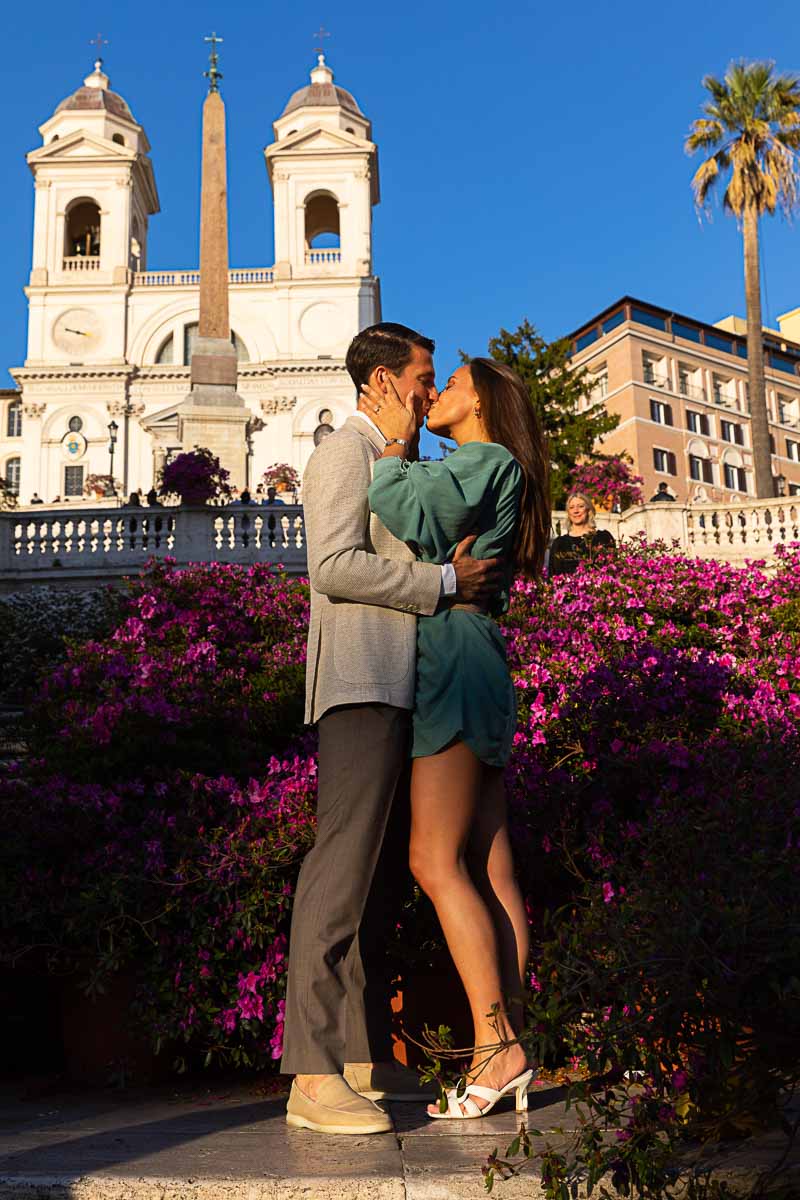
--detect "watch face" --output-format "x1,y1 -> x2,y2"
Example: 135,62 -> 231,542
53,308 -> 104,356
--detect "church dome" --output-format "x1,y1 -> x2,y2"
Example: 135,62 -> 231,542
281,56 -> 364,118
54,61 -> 136,123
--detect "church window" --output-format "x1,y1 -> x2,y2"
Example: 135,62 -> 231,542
64,465 -> 84,497
65,199 -> 101,258
304,191 -> 340,250
183,323 -> 199,365
232,330 -> 250,363
156,333 -> 174,364
50,135 -> 59,142
6,401 -> 22,438
345,126 -> 355,134
182,322 -> 249,364
112,133 -> 126,146
4,457 -> 20,495
68,416 -> 83,433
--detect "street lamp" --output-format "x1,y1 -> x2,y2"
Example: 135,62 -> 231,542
775,473 -> 786,498
107,420 -> 119,497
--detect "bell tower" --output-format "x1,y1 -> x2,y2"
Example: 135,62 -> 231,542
265,53 -> 379,281
24,57 -> 159,365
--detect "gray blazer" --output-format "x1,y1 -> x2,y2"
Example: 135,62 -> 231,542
303,415 -> 442,724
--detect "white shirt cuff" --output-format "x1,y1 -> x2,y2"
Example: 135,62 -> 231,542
440,562 -> 457,596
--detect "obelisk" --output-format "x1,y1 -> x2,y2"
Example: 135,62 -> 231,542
178,32 -> 249,488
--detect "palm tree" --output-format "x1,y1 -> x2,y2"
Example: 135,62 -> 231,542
686,61 -> 800,498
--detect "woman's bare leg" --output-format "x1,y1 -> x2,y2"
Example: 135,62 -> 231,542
409,742 -> 527,1112
467,769 -> 529,1033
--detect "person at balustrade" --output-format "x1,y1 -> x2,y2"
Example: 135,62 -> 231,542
264,486 -> 284,506
548,491 -> 615,577
650,481 -> 676,502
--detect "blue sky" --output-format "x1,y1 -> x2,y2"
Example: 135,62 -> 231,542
2,0 -> 799,444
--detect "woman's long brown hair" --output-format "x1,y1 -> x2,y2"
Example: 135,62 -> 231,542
469,357 -> 551,578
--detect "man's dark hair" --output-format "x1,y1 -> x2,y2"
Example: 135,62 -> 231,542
345,322 -> 435,390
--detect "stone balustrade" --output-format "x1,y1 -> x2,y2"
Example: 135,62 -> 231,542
553,495 -> 800,566
2,496 -> 797,592
132,267 -> 275,287
0,504 -> 306,592
61,256 -> 100,271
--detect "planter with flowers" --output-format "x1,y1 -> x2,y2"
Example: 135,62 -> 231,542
160,447 -> 232,506
568,452 -> 644,512
261,463 -> 301,498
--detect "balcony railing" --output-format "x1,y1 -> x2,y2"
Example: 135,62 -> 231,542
305,249 -> 342,266
678,380 -> 706,402
643,371 -> 669,388
62,256 -> 100,272
133,267 -> 275,287
0,505 -> 307,590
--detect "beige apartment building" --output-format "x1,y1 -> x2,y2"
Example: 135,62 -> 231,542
569,296 -> 800,503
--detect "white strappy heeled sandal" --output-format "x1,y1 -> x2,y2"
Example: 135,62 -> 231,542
428,1068 -> 533,1120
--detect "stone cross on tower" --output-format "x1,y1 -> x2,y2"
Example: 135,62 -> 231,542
178,32 -> 249,488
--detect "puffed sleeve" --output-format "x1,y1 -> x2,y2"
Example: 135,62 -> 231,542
368,455 -> 482,560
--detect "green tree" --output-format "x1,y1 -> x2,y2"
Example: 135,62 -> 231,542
686,60 -> 800,498
470,320 -> 619,505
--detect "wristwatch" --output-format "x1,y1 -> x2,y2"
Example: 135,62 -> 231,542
386,438 -> 408,447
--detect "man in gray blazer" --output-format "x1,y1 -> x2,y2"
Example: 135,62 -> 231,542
282,323 -> 501,1134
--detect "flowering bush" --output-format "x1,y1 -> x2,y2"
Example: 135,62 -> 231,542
487,541 -> 800,1195
160,448 -> 231,505
261,463 -> 301,493
0,585 -> 125,702
569,452 -> 644,511
2,539 -> 799,1157
83,473 -> 121,497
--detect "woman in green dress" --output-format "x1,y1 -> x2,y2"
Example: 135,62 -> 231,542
359,359 -> 550,1119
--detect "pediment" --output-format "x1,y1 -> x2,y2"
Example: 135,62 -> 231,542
28,130 -> 133,164
269,125 -> 373,155
142,402 -> 181,427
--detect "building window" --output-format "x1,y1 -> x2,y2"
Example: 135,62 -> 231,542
181,323 -> 249,365
650,398 -> 673,425
686,409 -> 710,436
712,373 -> 737,407
689,454 -> 713,484
789,482 -> 800,496
6,400 -> 21,438
678,365 -> 704,402
787,440 -> 800,463
65,199 -> 101,258
642,353 -> 668,387
68,415 -> 83,433
653,448 -> 677,475
156,334 -> 174,364
723,463 -> 747,492
4,457 -> 20,495
721,420 -> 744,446
590,368 -> 608,402
778,394 -> 799,426
64,465 -> 84,497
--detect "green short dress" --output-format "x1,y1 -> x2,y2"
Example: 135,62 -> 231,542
368,441 -> 522,768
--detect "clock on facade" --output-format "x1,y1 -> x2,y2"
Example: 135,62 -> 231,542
52,309 -> 105,356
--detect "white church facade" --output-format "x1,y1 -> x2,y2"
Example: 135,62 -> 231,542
1,53 -> 381,503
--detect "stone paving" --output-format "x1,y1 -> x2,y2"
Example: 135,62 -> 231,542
0,1079 -> 796,1199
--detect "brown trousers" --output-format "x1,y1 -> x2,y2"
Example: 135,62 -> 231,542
280,704 -> 412,1075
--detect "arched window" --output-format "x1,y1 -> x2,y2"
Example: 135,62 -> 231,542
6,400 -> 21,438
68,415 -> 83,433
4,457 -> 20,495
65,199 -> 101,258
182,322 -> 249,365
156,333 -> 174,364
112,133 -> 126,146
304,191 -> 340,250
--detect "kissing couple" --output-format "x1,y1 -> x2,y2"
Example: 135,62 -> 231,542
281,322 -> 551,1132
